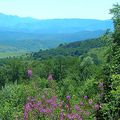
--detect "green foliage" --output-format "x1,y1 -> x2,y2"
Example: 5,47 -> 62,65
0,59 -> 29,88
0,26 -> 113,120
99,4 -> 120,120
0,84 -> 26,120
32,37 -> 107,59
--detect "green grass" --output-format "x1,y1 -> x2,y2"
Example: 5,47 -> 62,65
0,45 -> 27,58
0,52 -> 26,58
0,45 -> 18,51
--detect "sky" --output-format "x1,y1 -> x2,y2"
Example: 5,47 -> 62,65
0,0 -> 119,20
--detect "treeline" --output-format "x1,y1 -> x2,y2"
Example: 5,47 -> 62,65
0,32 -> 110,89
31,37 -> 108,59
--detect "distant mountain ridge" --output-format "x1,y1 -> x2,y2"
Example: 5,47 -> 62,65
0,13 -> 113,52
0,13 -> 113,33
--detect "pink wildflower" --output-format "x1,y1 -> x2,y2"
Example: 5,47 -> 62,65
47,73 -> 53,80
66,95 -> 70,100
27,69 -> 32,78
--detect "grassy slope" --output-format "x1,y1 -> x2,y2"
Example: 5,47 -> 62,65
0,52 -> 26,58
0,45 -> 26,58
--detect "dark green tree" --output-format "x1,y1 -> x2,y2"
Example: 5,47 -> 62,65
99,4 -> 120,120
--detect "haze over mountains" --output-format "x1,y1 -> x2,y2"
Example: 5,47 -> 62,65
0,13 -> 113,52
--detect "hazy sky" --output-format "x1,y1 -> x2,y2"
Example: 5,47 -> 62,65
0,0 -> 119,20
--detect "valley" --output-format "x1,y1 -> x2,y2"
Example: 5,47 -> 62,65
0,2 -> 120,120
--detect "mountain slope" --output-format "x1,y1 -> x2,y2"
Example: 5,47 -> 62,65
32,37 -> 108,59
0,13 -> 113,33
0,13 -> 113,52
0,30 -> 106,52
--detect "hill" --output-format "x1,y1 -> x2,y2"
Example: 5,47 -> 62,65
0,13 -> 113,52
32,37 -> 108,60
0,30 -> 106,52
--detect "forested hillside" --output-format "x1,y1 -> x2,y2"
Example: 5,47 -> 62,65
0,28 -> 115,120
0,4 -> 120,120
0,14 -> 113,53
0,30 -> 106,52
32,36 -> 108,59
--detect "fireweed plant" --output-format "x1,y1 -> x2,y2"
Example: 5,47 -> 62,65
23,77 -> 102,120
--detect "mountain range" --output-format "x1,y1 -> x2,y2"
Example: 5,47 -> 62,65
0,13 -> 113,52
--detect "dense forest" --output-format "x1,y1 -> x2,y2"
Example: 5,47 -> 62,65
0,4 -> 120,120
31,36 -> 108,59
